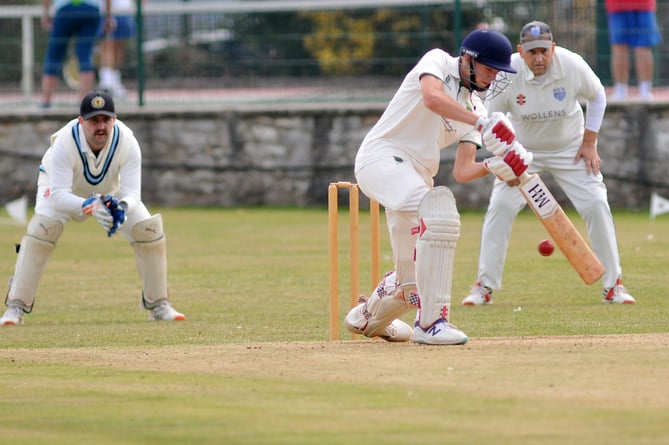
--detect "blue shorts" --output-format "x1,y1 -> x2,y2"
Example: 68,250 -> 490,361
608,11 -> 661,47
99,15 -> 136,40
43,3 -> 102,75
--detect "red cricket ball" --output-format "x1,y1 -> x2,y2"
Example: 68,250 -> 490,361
538,239 -> 554,256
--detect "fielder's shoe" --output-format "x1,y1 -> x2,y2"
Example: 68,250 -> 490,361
462,281 -> 493,306
0,305 -> 25,326
411,319 -> 468,345
149,302 -> 186,321
602,278 -> 636,304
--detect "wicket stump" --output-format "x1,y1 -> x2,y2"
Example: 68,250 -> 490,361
328,181 -> 381,340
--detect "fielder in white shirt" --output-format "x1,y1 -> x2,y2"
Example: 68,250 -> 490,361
1,91 -> 186,326
343,29 -> 533,345
463,21 -> 636,306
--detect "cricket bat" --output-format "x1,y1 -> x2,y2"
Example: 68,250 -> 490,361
519,172 -> 605,285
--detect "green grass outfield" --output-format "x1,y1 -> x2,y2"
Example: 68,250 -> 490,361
0,207 -> 667,445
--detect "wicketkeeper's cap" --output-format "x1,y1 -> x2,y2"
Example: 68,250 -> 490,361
519,21 -> 554,51
80,90 -> 116,120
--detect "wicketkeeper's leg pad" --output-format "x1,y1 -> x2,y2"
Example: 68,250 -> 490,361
131,214 -> 168,309
6,214 -> 64,311
415,187 -> 460,329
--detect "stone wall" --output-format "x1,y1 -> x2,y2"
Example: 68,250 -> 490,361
1,102 -> 667,210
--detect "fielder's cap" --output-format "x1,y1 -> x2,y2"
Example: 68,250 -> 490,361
519,21 -> 554,51
80,91 -> 116,120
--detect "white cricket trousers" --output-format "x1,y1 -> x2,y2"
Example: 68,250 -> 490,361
355,152 -> 433,288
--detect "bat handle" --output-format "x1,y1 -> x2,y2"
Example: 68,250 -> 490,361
519,171 -> 532,184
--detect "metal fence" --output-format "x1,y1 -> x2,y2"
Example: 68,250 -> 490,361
0,0 -> 667,108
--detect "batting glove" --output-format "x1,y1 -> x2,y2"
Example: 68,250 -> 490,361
476,112 -> 516,156
100,194 -> 127,237
484,157 -> 517,181
484,142 -> 532,181
503,141 -> 532,177
82,195 -> 114,234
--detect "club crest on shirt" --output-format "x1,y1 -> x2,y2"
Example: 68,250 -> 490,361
553,87 -> 566,101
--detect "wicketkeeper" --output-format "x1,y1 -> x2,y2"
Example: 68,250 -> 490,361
0,91 -> 185,325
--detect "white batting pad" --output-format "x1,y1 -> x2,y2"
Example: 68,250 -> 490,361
131,214 -> 168,308
7,214 -> 64,310
415,187 -> 460,328
344,272 -> 416,338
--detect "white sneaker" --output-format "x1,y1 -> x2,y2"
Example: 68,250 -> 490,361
462,282 -> 493,305
0,305 -> 25,326
411,319 -> 468,345
609,92 -> 627,101
149,302 -> 186,321
610,85 -> 628,101
603,278 -> 636,304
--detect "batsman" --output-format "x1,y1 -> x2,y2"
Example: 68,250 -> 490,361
0,91 -> 185,325
344,29 -> 531,345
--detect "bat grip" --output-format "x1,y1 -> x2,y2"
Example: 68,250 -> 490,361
519,172 -> 531,184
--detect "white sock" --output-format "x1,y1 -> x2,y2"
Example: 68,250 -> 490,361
99,67 -> 114,86
112,69 -> 123,87
639,81 -> 653,98
614,83 -> 628,99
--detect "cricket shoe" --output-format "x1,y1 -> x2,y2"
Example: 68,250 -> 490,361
149,302 -> 186,321
602,278 -> 636,304
344,303 -> 412,342
411,319 -> 468,345
0,305 -> 25,326
461,281 -> 493,305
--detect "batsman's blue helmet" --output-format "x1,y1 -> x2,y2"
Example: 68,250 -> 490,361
459,29 -> 516,73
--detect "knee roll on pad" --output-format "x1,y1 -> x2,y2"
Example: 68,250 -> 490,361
26,214 -> 65,243
132,213 -> 164,243
416,187 -> 461,328
417,187 -> 460,243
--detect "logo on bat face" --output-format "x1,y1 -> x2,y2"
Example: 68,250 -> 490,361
520,176 -> 557,219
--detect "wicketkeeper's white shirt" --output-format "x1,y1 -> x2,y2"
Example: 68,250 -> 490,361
37,118 -> 142,220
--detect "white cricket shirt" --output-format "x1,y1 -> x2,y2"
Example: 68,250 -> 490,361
486,46 -> 604,152
356,48 -> 486,177
40,118 -> 142,218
